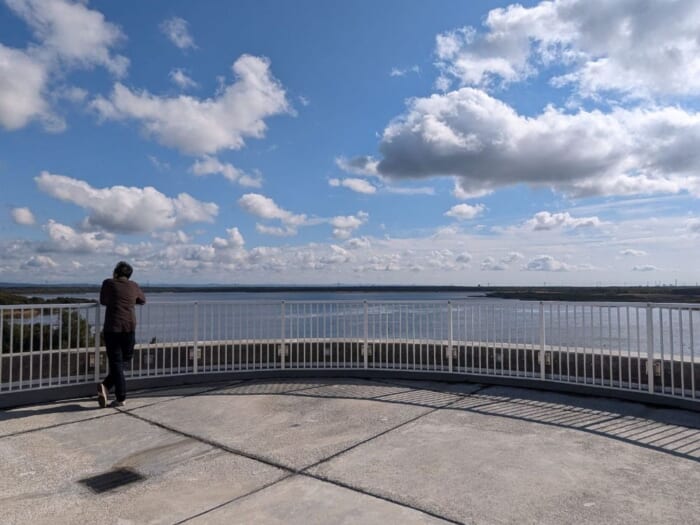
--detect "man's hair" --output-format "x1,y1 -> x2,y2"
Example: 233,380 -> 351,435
113,261 -> 133,279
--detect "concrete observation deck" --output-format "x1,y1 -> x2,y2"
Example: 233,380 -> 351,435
2,378 -> 699,524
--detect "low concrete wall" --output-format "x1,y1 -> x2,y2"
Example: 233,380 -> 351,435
2,367 -> 699,412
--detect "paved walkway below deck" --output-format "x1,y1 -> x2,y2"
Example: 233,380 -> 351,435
1,378 -> 699,524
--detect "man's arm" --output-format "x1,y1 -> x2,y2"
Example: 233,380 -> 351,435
135,284 -> 146,305
99,279 -> 111,306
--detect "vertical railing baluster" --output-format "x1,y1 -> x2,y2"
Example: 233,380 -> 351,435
281,301 -> 286,370
540,302 -> 546,381
646,304 -> 654,393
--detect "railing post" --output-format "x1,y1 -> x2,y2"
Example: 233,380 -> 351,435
448,301 -> 453,373
363,301 -> 368,369
539,301 -> 546,380
193,302 -> 199,374
94,304 -> 101,382
646,304 -> 654,393
281,301 -> 286,369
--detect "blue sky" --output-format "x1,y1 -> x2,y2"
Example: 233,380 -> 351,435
2,0 -> 700,285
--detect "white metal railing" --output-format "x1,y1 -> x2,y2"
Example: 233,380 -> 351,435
1,300 -> 698,404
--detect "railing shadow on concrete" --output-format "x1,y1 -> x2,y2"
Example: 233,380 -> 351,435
182,378 -> 700,463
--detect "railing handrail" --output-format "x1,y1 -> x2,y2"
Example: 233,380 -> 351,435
2,299 -> 698,410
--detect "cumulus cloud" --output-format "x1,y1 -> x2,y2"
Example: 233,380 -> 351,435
385,185 -> 435,195
40,220 -> 114,253
371,88 -> 700,198
346,237 -> 371,250
153,230 -> 191,245
212,227 -> 245,249
191,156 -> 262,187
501,252 -> 523,263
620,248 -> 647,257
35,171 -> 218,233
335,156 -> 379,176
445,203 -> 485,220
456,251 -> 472,263
328,177 -> 376,194
169,68 -> 198,90
91,55 -> 291,155
331,211 -> 368,239
0,0 -> 126,130
0,44 -> 50,130
525,255 -> 572,272
254,224 -> 295,237
238,193 -> 307,228
435,0 -> 700,99
7,0 -> 128,74
525,211 -> 602,231
22,254 -> 56,269
390,65 -> 420,77
633,264 -> 657,272
160,16 -> 196,50
11,207 -> 35,225
481,256 -> 507,271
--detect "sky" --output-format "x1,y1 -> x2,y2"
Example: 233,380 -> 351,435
1,0 -> 700,286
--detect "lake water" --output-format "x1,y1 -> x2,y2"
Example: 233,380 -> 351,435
33,291 -> 700,358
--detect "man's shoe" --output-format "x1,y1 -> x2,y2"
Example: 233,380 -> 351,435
109,400 -> 125,408
97,384 -> 108,408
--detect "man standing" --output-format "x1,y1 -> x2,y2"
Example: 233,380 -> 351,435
98,261 -> 146,408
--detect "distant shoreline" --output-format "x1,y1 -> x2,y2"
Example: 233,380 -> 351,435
2,285 -> 700,304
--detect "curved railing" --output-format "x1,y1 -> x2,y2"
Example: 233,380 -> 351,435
1,300 -> 698,409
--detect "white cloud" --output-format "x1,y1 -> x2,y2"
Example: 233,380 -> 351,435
91,55 -> 292,155
7,0 -> 128,75
238,193 -> 307,227
148,155 -> 170,172
620,248 -> 646,257
481,256 -> 507,271
525,211 -> 602,231
501,252 -> 523,264
212,227 -> 245,249
525,255 -> 572,272
390,65 -> 420,77
328,177 -> 376,194
372,88 -> 700,198
435,0 -> 700,99
191,156 -> 262,187
633,264 -> 658,272
255,224 -> 297,237
456,252 -> 472,263
169,68 -> 198,90
41,220 -> 114,253
0,44 -> 50,130
688,219 -> 700,234
331,211 -> 368,239
0,0 -> 126,131
298,95 -> 310,106
22,254 -> 56,269
35,171 -> 218,233
346,237 -> 371,250
445,203 -> 485,220
385,185 -> 435,196
11,207 -> 35,225
153,230 -> 191,245
335,156 -> 379,176
160,16 -> 196,50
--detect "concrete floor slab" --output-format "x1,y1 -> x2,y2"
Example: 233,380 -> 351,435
130,381 -> 437,470
308,399 -> 700,524
2,379 -> 698,524
0,411 -> 285,525
0,383 -> 230,437
187,475 -> 449,525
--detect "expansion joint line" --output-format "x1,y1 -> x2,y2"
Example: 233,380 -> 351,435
123,385 -> 473,525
